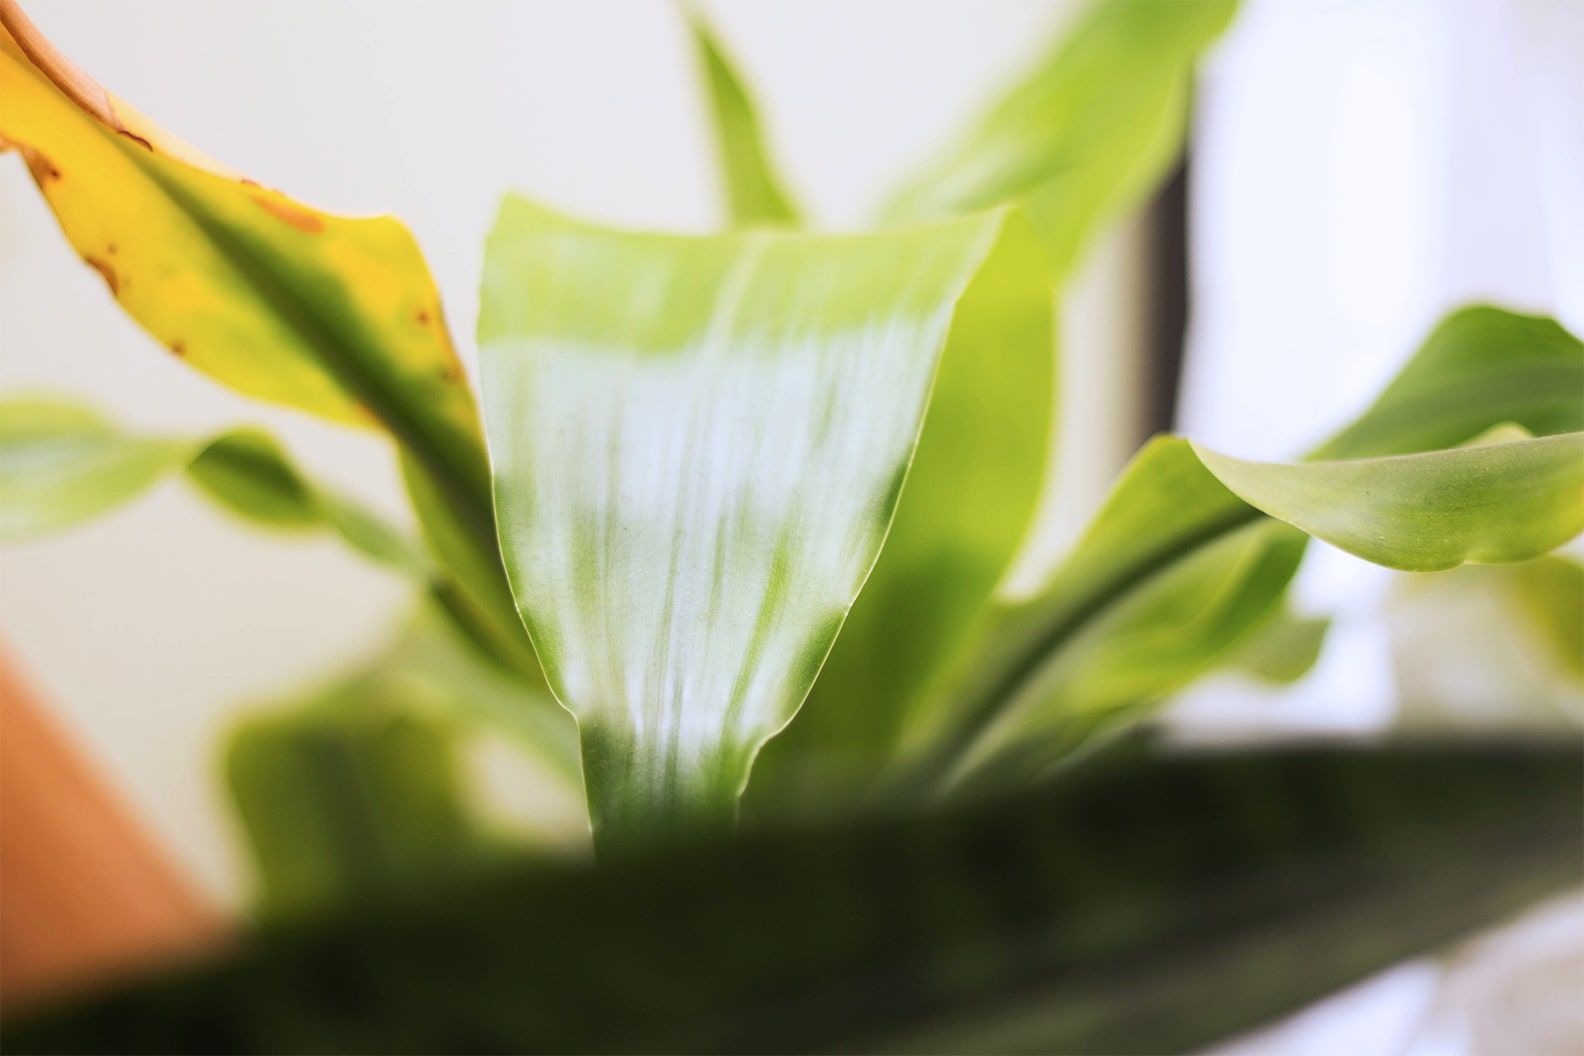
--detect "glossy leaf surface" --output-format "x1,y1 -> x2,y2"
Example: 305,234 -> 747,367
10,743 -> 1580,1055
1195,430 -> 1584,572
1314,306 -> 1584,459
480,197 -> 1050,844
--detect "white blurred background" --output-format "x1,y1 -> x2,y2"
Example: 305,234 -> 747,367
2,1 -> 1581,1051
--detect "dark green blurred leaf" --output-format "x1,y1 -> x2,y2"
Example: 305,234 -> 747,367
225,601 -> 583,920
883,0 -> 1238,276
479,197 -> 1051,846
687,8 -> 798,225
10,743 -> 1580,1054
225,679 -> 495,921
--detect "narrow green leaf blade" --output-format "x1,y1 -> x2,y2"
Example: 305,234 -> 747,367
184,430 -> 324,529
687,9 -> 798,226
1194,431 -> 1584,572
479,197 -> 1043,845
882,0 -> 1238,275
936,522 -> 1309,793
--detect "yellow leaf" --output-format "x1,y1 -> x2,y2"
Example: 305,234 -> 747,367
0,2 -> 478,464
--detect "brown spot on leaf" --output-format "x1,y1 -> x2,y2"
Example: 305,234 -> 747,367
107,242 -> 119,255
415,309 -> 431,325
169,341 -> 186,358
251,195 -> 325,234
20,147 -> 62,185
83,256 -> 119,295
117,129 -> 154,152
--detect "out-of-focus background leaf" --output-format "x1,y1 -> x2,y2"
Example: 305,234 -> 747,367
225,599 -> 584,919
0,395 -> 420,571
687,9 -> 798,226
881,0 -> 1238,278
224,679 -> 496,922
479,196 -> 1050,846
6,743 -> 1579,1055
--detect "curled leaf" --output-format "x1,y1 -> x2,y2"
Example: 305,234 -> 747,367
1193,430 -> 1584,572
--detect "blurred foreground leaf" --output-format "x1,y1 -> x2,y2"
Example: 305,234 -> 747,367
479,198 -> 1052,847
7,743 -> 1580,1054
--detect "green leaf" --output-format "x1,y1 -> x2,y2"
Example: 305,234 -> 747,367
1315,306 -> 1584,459
933,521 -> 1310,794
904,308 -> 1584,788
479,196 -> 1052,847
687,8 -> 798,225
373,600 -> 583,782
10,743 -> 1580,1054
1194,430 -> 1584,572
0,395 -> 423,572
1229,609 -> 1331,684
1504,555 -> 1584,682
752,205 -> 1056,805
225,678 -> 496,921
882,0 -> 1238,276
0,397 -> 191,539
224,596 -> 582,919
